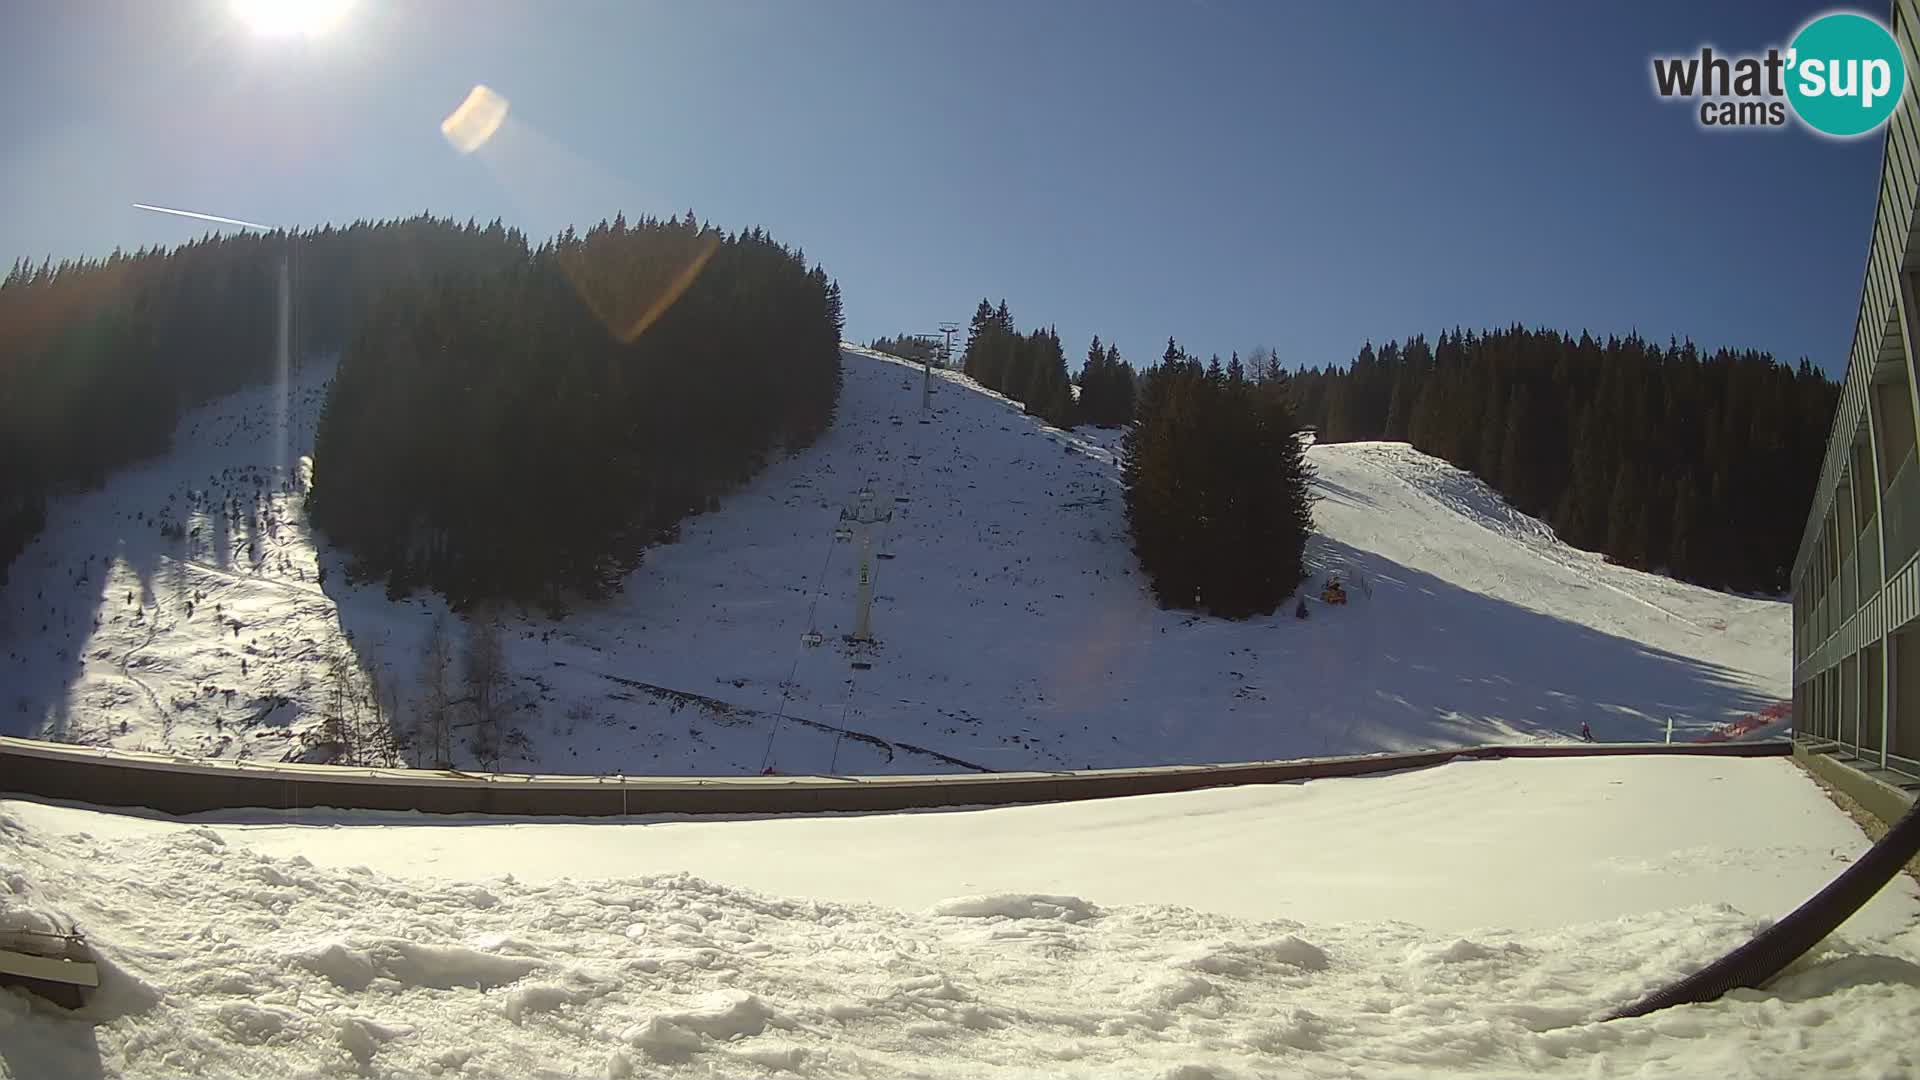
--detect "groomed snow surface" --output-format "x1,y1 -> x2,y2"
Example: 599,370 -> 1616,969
5,756 -> 1920,1079
0,347 -> 1787,775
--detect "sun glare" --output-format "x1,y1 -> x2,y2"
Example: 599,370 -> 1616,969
232,0 -> 352,37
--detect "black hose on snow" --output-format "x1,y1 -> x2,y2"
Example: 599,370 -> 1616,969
1608,796 -> 1920,1020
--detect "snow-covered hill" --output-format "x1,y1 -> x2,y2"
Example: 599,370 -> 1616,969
0,348 -> 1787,774
3,756 -> 1914,1078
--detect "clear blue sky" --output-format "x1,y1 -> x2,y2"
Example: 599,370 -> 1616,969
0,1 -> 1885,374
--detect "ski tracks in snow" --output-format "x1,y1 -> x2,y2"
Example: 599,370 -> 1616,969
1350,442 -> 1712,632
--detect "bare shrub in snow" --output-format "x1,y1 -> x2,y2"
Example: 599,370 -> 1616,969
465,613 -> 506,772
417,615 -> 453,768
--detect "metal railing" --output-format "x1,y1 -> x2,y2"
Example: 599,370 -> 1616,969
1884,450 -> 1920,575
1860,513 -> 1883,592
1840,550 -> 1860,620
0,735 -> 1791,819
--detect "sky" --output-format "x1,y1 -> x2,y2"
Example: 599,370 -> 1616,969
0,0 -> 1888,375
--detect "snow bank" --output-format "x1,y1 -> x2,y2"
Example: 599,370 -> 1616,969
620,989 -> 797,1062
3,757 -> 1918,1077
926,893 -> 1098,922
294,938 -> 542,991
46,756 -> 1898,935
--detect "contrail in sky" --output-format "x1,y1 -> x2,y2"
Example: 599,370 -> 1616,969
132,203 -> 274,231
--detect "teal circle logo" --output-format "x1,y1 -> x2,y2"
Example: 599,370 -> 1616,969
1787,13 -> 1907,137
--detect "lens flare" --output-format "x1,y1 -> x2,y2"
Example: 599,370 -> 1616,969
441,85 -> 510,154
438,90 -> 711,343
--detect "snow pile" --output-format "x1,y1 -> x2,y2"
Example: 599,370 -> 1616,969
2,349 -> 1787,774
926,893 -> 1098,922
4,756 -> 1919,1078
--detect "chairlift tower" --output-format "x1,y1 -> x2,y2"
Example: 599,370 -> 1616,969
931,322 -> 961,411
840,485 -> 892,643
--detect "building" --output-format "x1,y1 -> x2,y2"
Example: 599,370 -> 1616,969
1792,0 -> 1920,795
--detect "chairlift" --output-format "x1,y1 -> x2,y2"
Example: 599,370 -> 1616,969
801,629 -> 825,647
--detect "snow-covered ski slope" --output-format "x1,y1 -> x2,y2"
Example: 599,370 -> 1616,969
4,756 -> 1915,1078
0,347 -> 1786,774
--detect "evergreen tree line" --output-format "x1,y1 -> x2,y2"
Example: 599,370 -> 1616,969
1123,339 -> 1316,618
1286,327 -> 1839,592
957,300 -> 1143,428
1077,334 -> 1138,427
868,334 -> 946,365
0,215 -> 528,585
307,212 -> 844,611
960,299 -> 1079,428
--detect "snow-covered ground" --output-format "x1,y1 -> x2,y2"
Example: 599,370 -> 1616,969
4,756 -> 1916,1078
0,347 -> 1788,774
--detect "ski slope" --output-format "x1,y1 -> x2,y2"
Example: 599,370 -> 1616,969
0,347 -> 1788,774
3,755 -> 1915,1078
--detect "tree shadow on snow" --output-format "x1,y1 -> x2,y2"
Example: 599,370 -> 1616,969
1308,474 -> 1380,512
1,372 -> 334,756
1267,537 -> 1778,753
1767,950 -> 1920,1001
0,494 -> 175,749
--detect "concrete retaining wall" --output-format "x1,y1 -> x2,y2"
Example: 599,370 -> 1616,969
0,735 -> 1789,818
1792,738 -> 1919,828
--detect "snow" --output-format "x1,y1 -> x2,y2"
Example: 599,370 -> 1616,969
4,755 -> 1917,1078
6,756 -> 1900,932
925,893 -> 1098,922
0,347 -> 1789,774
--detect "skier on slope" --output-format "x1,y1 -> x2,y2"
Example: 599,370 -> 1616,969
1580,721 -> 1595,743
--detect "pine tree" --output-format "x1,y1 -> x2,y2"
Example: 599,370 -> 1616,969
1499,385 -> 1534,510
1606,467 -> 1644,566
1671,471 -> 1701,579
1108,344 -> 1136,422
1123,343 -> 1312,618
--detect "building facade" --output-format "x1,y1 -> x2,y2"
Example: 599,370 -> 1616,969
1792,0 -> 1920,784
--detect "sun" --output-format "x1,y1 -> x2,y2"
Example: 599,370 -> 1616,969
231,0 -> 352,37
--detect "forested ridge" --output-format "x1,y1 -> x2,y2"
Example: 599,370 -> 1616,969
868,334 -> 944,365
1286,327 -> 1839,593
0,213 -> 844,609
0,215 -> 520,585
307,213 -> 844,611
